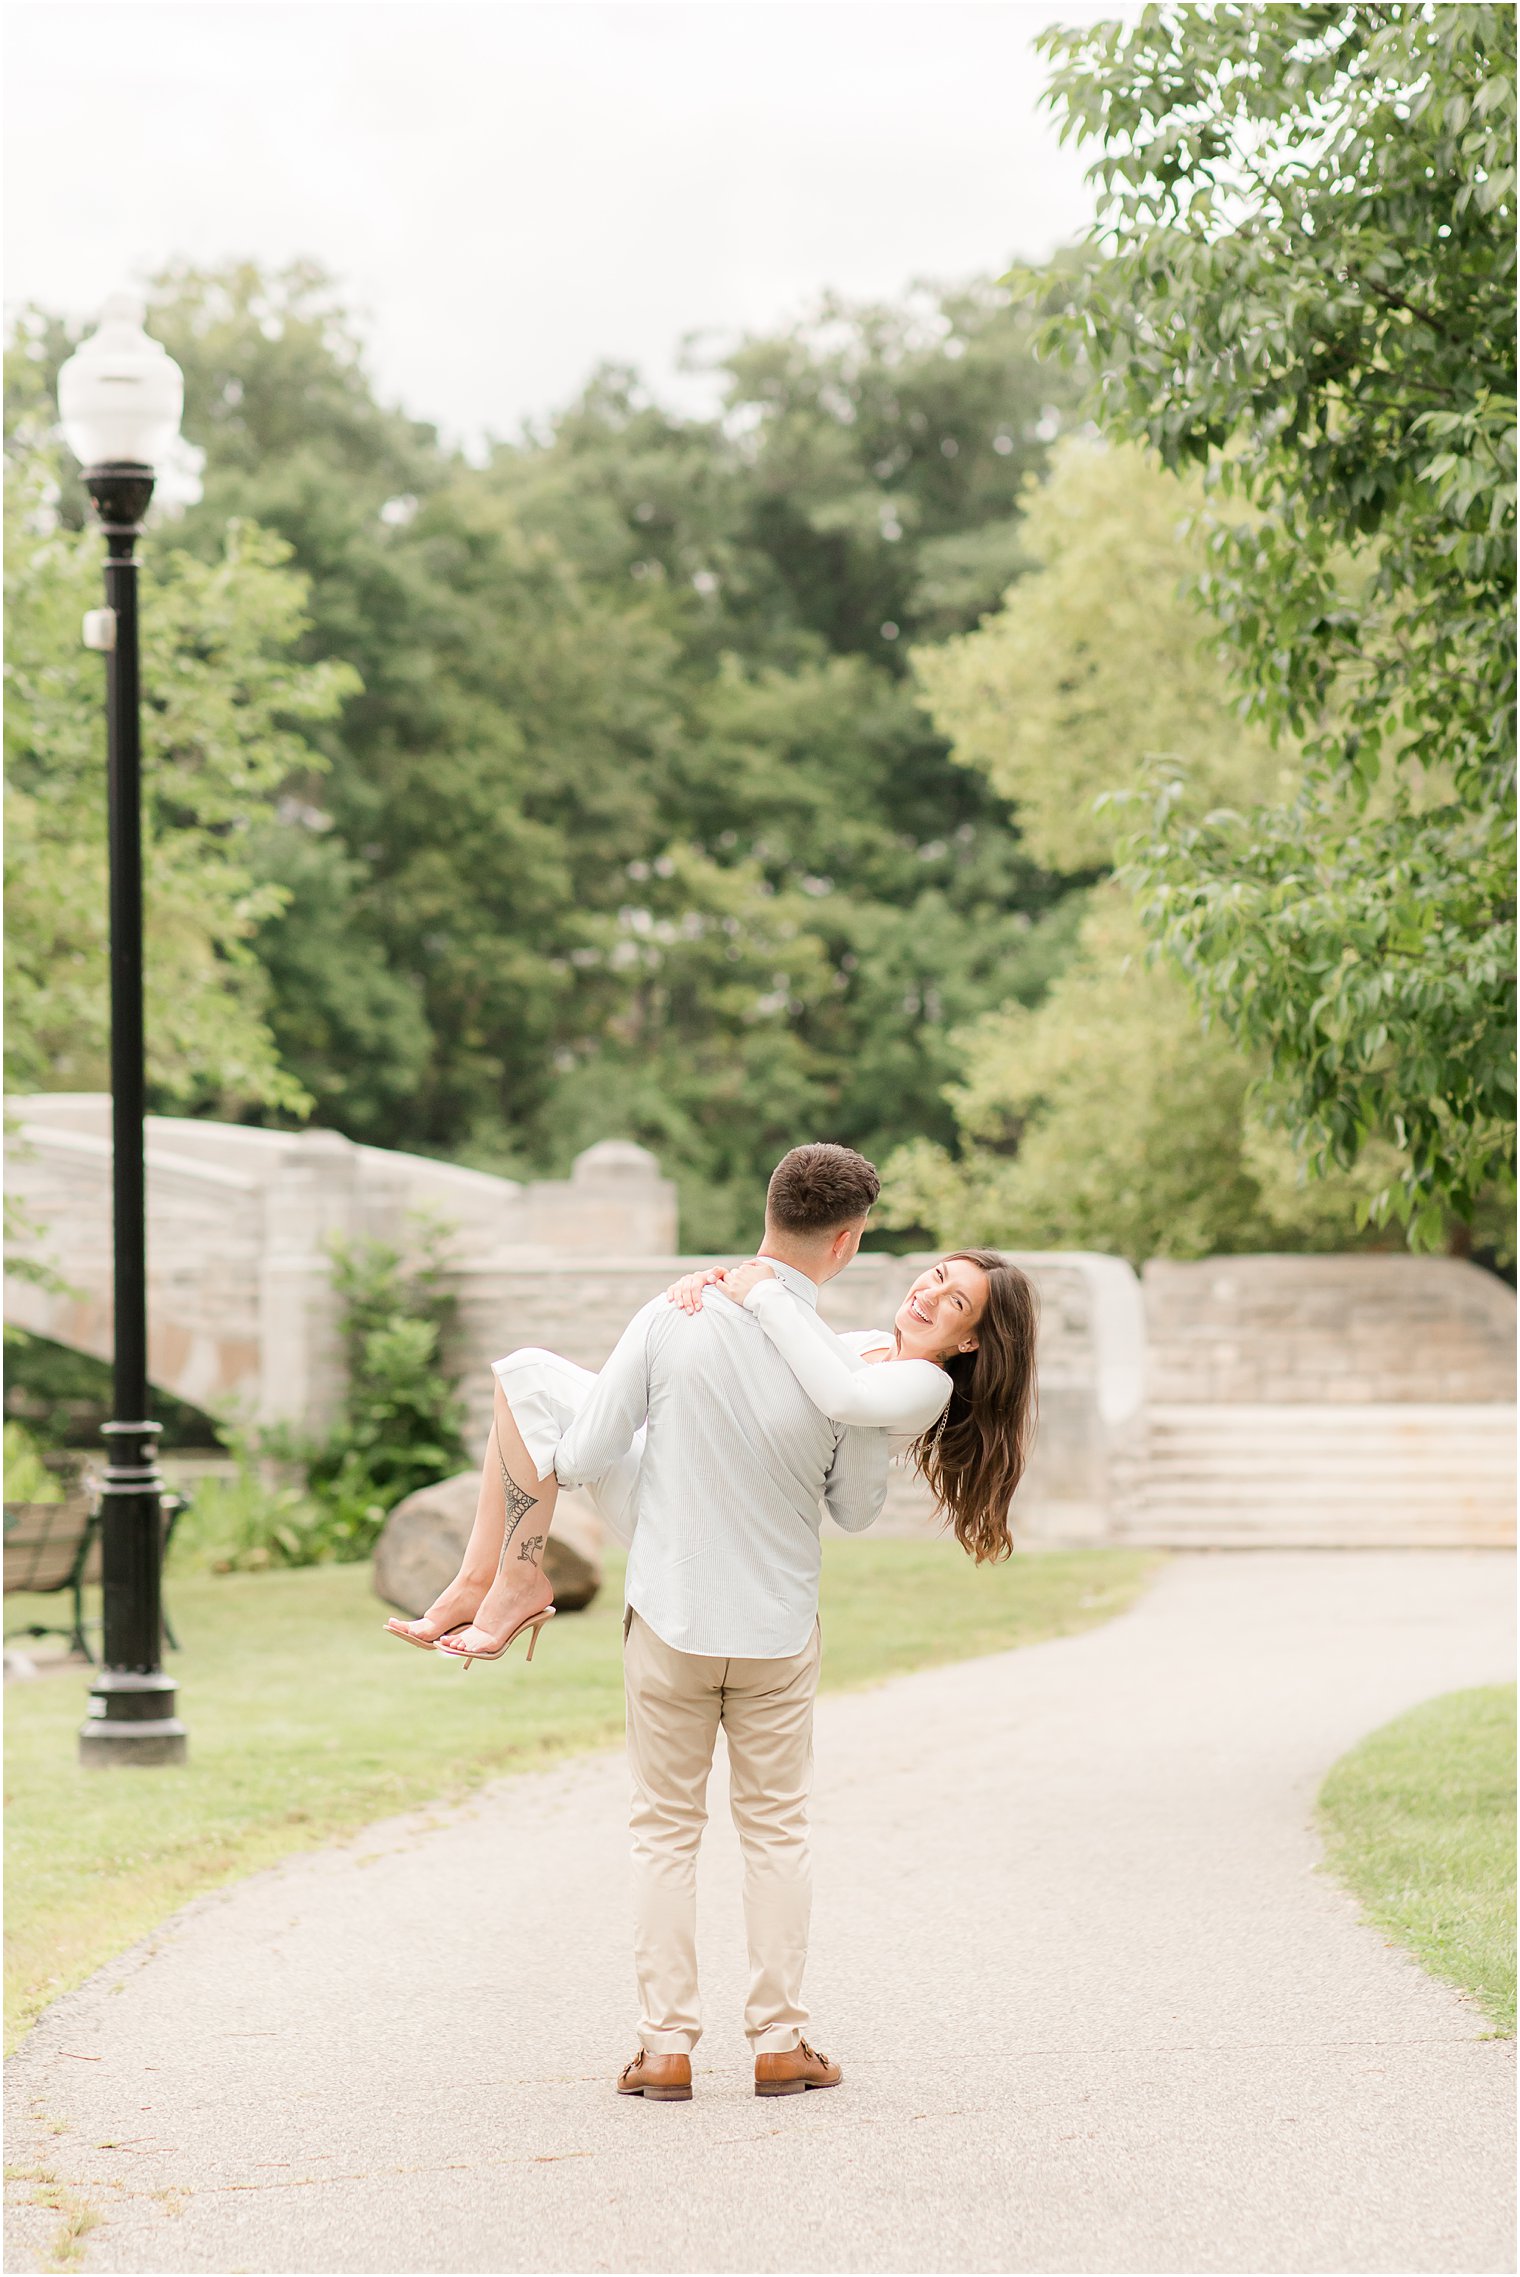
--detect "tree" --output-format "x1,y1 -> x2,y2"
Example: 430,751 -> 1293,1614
1029,3 -> 1516,1244
165,269 -> 1094,1218
3,414 -> 357,1113
6,263 -> 1095,1241
476,284 -> 1090,1218
246,823 -> 432,1135
709,275 -> 1085,652
914,437 -> 1290,871
880,888 -> 1402,1263
490,277 -> 1087,660
890,432 -> 1395,1258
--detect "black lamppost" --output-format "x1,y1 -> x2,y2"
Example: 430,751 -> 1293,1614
58,296 -> 188,1767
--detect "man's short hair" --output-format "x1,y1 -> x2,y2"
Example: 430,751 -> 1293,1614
766,1143 -> 880,1237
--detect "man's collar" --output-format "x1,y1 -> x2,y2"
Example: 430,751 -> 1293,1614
756,1253 -> 820,1311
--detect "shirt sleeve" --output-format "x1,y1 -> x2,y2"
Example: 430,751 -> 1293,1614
744,1279 -> 953,1434
553,1300 -> 659,1488
822,1421 -> 890,1535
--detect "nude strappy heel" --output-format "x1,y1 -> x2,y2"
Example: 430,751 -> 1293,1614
435,1605 -> 556,1669
383,1616 -> 473,1652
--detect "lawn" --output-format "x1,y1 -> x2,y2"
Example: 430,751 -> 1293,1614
4,1538 -> 1158,2051
1319,1683 -> 1517,2036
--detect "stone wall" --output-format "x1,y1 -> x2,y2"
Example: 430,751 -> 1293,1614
1142,1255 -> 1516,1405
20,1089 -> 1508,1548
2,1094 -> 1148,1542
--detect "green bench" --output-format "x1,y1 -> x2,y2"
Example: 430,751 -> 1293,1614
4,1489 -> 185,1662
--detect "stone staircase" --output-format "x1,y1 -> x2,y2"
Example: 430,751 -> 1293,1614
1117,1257 -> 1516,1549
1119,1401 -> 1517,1548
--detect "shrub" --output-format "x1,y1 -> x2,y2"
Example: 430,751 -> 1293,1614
281,1225 -> 471,1562
3,1419 -> 61,1503
166,1463 -> 325,1575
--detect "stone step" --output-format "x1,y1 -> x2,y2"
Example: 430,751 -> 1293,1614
1146,1439 -> 1510,1457
1133,1502 -> 1510,1521
1147,1401 -> 1515,1424
1121,1517 -> 1517,1547
1122,1399 -> 1515,1547
1146,1420 -> 1512,1454
1146,1466 -> 1510,1484
1146,1468 -> 1514,1489
1122,1491 -> 1516,1525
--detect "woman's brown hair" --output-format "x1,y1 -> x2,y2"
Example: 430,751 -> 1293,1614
909,1249 -> 1039,1563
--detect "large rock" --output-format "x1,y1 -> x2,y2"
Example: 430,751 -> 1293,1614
372,1472 -> 604,1615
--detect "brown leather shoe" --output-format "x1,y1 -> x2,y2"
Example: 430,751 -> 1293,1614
754,2037 -> 842,2097
616,2049 -> 692,2101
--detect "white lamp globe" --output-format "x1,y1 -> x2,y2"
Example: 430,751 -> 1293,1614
57,293 -> 184,469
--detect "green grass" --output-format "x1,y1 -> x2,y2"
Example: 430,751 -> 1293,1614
1319,1683 -> 1517,2036
4,1539 -> 1158,2051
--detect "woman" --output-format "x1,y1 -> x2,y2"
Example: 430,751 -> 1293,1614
384,1248 -> 1038,1666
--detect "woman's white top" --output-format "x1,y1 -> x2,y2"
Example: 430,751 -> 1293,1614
743,1277 -> 952,1445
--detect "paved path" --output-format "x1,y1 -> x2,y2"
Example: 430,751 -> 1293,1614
6,1552 -> 1514,2275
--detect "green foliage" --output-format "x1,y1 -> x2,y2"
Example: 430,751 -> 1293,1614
2,397 -> 358,1112
493,275 -> 1086,664
915,438 -> 1290,871
881,889 -> 1400,1263
292,1227 -> 470,1561
244,823 -> 432,1136
2,1421 -> 60,1503
166,1465 -> 325,1576
899,430 -> 1391,1261
1029,3 -> 1516,1241
168,1224 -> 471,1573
8,263 -> 1089,1228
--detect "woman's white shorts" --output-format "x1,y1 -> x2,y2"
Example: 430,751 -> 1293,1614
490,1346 -> 643,1546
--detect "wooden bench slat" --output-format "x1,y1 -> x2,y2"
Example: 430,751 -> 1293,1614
5,1494 -> 184,1662
4,1500 -> 93,1596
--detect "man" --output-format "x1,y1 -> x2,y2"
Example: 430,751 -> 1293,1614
553,1141 -> 888,2103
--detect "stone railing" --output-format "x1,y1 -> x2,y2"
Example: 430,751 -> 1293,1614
3,1096 -> 677,1432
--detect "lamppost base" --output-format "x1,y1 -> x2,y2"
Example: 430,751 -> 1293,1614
78,1670 -> 187,1768
79,1719 -> 188,1767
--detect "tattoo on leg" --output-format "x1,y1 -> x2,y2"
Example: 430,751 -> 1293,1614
517,1533 -> 545,1565
494,1434 -> 539,1572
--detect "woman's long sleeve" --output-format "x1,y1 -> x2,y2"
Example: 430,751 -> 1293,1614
744,1280 -> 951,1434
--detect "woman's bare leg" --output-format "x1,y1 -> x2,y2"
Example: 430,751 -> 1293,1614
443,1383 -> 558,1652
392,1381 -> 558,1643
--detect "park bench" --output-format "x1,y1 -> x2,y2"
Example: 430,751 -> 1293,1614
4,1486 -> 185,1662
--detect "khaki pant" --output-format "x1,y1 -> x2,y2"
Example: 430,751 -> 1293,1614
623,1606 -> 821,2055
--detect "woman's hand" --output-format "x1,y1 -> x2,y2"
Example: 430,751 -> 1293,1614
713,1258 -> 778,1306
664,1265 -> 731,1315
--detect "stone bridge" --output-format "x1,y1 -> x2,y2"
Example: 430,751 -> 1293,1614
4,1094 -> 1140,1539
4,1094 -> 679,1434
5,1095 -> 1514,1546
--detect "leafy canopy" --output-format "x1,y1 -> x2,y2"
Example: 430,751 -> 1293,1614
1029,2 -> 1516,1243
881,888 -> 1403,1264
3,369 -> 358,1112
12,263 -> 1090,1243
892,432 -> 1397,1261
916,437 -> 1291,871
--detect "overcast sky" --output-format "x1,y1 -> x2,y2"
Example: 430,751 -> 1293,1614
6,0 -> 1115,451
